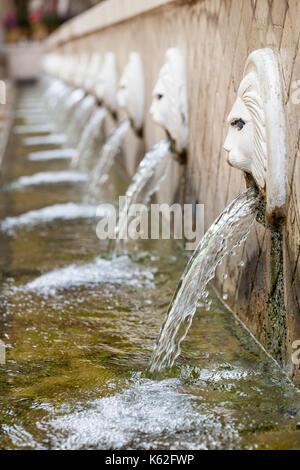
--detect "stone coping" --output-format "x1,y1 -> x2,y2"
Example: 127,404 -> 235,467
45,0 -> 175,49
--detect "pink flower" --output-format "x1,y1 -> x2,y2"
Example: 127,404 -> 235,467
3,11 -> 18,29
29,10 -> 43,24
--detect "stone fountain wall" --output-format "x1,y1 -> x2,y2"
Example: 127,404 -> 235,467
46,0 -> 300,384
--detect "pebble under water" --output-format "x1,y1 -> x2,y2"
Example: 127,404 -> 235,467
0,86 -> 300,450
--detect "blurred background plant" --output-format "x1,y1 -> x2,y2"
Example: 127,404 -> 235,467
1,0 -> 107,43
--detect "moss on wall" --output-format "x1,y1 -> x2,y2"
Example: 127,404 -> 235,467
264,229 -> 288,366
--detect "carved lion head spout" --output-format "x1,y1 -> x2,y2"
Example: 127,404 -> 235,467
224,48 -> 286,225
74,54 -> 89,89
95,52 -> 118,116
117,53 -> 145,136
150,47 -> 189,156
84,53 -> 102,94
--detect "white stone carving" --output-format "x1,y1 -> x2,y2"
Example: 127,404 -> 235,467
61,55 -> 77,84
224,48 -> 286,224
117,52 -> 145,133
74,54 -> 89,88
95,52 -> 118,114
84,53 -> 102,93
150,48 -> 188,154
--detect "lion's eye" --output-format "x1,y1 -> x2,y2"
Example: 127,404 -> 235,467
231,119 -> 246,131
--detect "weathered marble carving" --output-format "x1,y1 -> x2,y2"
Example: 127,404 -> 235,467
117,52 -> 145,134
150,48 -> 188,155
224,48 -> 286,224
95,52 -> 118,114
74,54 -> 89,88
62,55 -> 76,84
84,53 -> 102,93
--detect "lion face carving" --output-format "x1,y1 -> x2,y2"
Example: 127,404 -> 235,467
224,48 -> 286,224
95,52 -> 117,114
117,53 -> 145,133
150,48 -> 188,155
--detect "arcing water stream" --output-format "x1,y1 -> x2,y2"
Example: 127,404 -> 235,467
71,107 -> 107,171
87,119 -> 130,202
149,187 -> 260,374
0,85 -> 300,450
115,138 -> 171,254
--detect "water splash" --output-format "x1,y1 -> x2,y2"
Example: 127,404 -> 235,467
115,138 -> 171,254
14,124 -> 55,135
23,134 -> 67,147
35,376 -> 239,450
6,171 -> 88,190
28,148 -> 77,162
0,202 -> 100,234
24,255 -> 155,297
88,119 -> 130,202
149,187 -> 260,374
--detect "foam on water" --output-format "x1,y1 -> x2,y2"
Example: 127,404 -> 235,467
14,124 -> 55,135
24,134 -> 67,147
7,171 -> 88,190
1,425 -> 41,450
32,376 -> 239,450
0,202 -> 100,234
28,148 -> 77,162
24,255 -> 155,296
